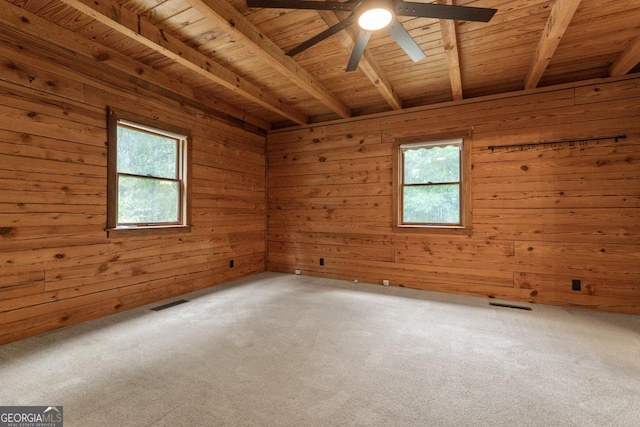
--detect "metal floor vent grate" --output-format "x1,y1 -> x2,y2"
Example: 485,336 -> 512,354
489,302 -> 532,311
151,299 -> 189,311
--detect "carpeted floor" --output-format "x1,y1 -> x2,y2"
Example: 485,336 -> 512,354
1,272 -> 639,426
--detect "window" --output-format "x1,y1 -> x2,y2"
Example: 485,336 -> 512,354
107,108 -> 191,236
394,137 -> 470,230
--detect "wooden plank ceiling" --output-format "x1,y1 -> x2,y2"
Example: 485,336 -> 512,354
3,0 -> 640,130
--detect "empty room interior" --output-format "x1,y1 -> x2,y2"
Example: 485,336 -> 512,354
1,0 -> 639,425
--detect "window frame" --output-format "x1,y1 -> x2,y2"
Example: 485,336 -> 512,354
392,134 -> 472,233
107,108 -> 192,237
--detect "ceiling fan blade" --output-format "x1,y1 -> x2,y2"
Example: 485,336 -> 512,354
388,19 -> 426,63
396,2 -> 497,22
346,30 -> 372,72
286,14 -> 356,56
247,0 -> 357,12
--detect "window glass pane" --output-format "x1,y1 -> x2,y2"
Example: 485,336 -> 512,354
404,145 -> 460,184
118,175 -> 179,224
117,126 -> 178,179
403,184 -> 460,224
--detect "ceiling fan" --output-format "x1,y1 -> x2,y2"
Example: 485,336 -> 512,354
246,0 -> 497,71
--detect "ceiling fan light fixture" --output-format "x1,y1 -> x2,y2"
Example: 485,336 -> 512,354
253,0 -> 497,71
358,8 -> 393,31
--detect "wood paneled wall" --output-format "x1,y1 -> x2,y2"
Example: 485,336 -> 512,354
267,76 -> 640,315
0,33 -> 266,344
0,10 -> 638,346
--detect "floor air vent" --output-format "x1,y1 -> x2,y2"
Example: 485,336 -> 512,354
489,302 -> 532,311
151,299 -> 188,311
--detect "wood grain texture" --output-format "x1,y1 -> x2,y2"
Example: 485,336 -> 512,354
1,0 -> 640,346
317,10 -> 403,111
610,34 -> 640,77
58,0 -> 308,125
524,0 -> 582,89
184,0 -> 351,119
266,75 -> 640,315
437,0 -> 463,100
0,34 -> 266,344
5,0 -> 640,127
0,0 -> 272,130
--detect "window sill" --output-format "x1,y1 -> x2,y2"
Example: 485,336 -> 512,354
107,225 -> 192,238
393,225 -> 473,235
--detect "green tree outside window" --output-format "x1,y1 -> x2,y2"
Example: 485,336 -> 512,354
400,140 -> 463,226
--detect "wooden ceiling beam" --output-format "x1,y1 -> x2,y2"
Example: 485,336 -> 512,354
524,0 -> 582,90
610,35 -> 640,76
437,0 -> 463,101
317,10 -> 403,111
58,0 -> 309,125
0,0 -> 270,130
183,0 -> 351,119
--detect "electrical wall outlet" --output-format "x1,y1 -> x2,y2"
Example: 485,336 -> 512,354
382,280 -> 390,286
572,279 -> 581,291
295,269 -> 301,275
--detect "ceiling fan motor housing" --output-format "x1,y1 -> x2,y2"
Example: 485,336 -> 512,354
247,0 -> 497,71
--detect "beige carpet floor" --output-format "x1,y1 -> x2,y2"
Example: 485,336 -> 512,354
1,272 -> 639,426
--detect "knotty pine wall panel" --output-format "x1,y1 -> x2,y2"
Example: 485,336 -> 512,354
0,41 -> 266,344
267,76 -> 640,315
